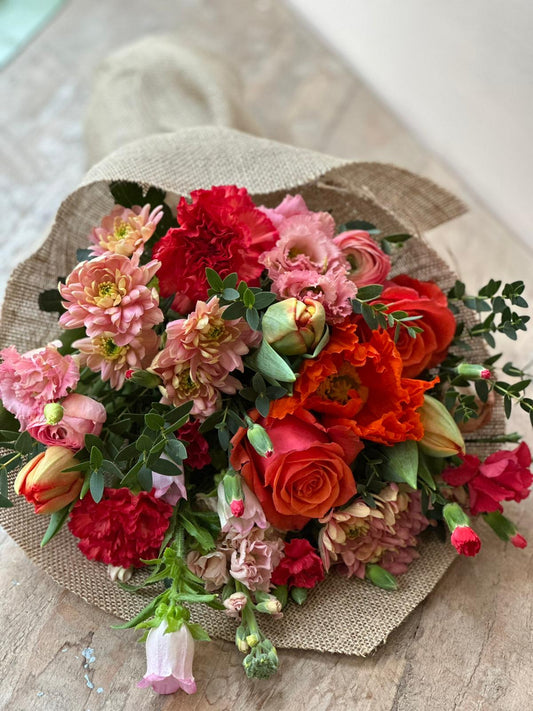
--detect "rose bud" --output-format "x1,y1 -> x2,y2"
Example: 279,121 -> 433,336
443,502 -> 481,557
261,297 -> 326,355
418,395 -> 465,457
14,446 -> 83,514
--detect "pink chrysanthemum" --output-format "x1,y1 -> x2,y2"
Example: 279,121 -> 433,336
89,204 -> 164,258
319,484 -> 429,578
0,343 -> 79,428
272,267 -> 356,323
164,297 -> 260,377
73,329 -> 160,390
59,253 -> 163,346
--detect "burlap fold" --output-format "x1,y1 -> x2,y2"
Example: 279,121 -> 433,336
0,38 -> 504,656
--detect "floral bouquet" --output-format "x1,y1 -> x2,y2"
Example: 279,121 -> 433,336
0,136 -> 531,696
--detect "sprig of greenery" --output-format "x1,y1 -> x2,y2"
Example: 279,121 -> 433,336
205,268 -> 276,331
352,284 -> 423,341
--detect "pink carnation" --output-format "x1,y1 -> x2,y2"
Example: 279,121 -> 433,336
333,230 -> 391,287
59,253 -> 163,346
0,343 -> 79,428
89,203 -> 164,258
27,393 -> 106,451
319,485 -> 429,578
73,329 -> 159,390
226,528 -> 285,592
272,267 -> 356,323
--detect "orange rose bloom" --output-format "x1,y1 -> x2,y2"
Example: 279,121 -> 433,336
269,320 -> 435,445
230,409 -> 360,531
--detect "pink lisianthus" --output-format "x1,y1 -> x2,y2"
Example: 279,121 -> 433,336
27,393 -> 106,451
271,266 -> 356,323
186,550 -> 229,592
442,443 -> 532,515
225,527 -> 285,592
151,470 -> 187,506
0,343 -> 79,428
73,329 -> 159,390
217,479 -> 268,535
333,230 -> 391,287
258,194 -> 312,229
319,485 -> 429,578
165,297 -> 260,378
59,253 -> 163,346
89,203 -> 164,258
138,622 -> 197,695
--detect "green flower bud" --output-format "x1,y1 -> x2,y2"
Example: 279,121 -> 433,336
419,395 -> 465,457
235,625 -> 250,653
43,402 -> 64,425
262,297 -> 326,356
483,511 -> 517,541
246,633 -> 259,648
456,364 -> 492,380
442,502 -> 471,532
128,369 -> 162,388
255,596 -> 282,615
246,421 -> 274,458
365,564 -> 398,591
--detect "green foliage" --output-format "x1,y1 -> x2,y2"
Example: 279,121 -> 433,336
352,284 -> 423,340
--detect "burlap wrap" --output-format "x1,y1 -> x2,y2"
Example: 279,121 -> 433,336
0,38 -> 505,656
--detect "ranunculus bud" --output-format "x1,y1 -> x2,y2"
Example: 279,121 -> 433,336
418,395 -> 465,457
261,297 -> 326,355
14,446 -> 83,514
456,364 -> 492,380
43,402 -> 64,425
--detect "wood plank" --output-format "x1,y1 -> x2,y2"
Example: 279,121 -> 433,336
0,0 -> 532,709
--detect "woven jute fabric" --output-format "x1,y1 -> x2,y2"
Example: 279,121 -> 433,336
0,37 -> 505,656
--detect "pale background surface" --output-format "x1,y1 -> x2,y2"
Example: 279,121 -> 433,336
288,0 -> 533,250
0,1 -> 532,709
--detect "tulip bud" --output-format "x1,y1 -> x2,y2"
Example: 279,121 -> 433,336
456,364 -> 492,380
262,297 -> 326,355
14,446 -> 83,514
43,402 -> 64,425
245,421 -> 273,458
418,395 -> 465,457
443,502 -> 481,557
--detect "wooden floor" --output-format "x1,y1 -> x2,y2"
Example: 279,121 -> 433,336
1,1 -> 532,709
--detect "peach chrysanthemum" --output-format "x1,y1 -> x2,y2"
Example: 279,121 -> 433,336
164,297 -> 260,377
59,253 -> 163,346
89,204 -> 164,258
318,484 -> 429,578
73,329 -> 160,390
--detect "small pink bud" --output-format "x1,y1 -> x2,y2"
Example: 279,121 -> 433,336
125,369 -> 134,379
511,533 -> 527,549
481,369 -> 492,380
230,499 -> 245,517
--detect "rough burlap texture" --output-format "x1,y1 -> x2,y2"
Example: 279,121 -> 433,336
0,38 -> 505,657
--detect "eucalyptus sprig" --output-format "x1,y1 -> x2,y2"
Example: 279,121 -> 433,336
205,268 -> 277,331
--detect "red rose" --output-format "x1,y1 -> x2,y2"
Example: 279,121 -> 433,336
371,275 -> 456,378
271,538 -> 325,589
443,443 -> 532,515
178,420 -> 211,470
230,409 -> 360,531
68,487 -> 173,568
153,186 -> 278,312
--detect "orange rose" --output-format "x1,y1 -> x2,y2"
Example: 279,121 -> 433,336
230,409 -> 360,531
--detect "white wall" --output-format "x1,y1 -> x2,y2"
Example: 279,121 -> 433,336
288,0 -> 533,248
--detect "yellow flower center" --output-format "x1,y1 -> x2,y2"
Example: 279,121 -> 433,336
96,336 -> 127,361
207,324 -> 225,340
113,220 -> 132,240
93,280 -> 122,308
173,367 -> 197,395
346,521 -> 369,539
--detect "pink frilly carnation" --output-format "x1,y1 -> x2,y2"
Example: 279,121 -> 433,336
73,328 -> 159,390
178,420 -> 211,470
59,253 -> 163,346
333,230 -> 391,287
186,550 -> 229,592
0,343 -> 79,428
138,622 -> 196,695
89,203 -> 164,258
271,266 -> 356,323
319,484 -> 429,578
151,470 -> 187,506
27,393 -> 106,451
217,479 -> 268,535
224,527 -> 285,592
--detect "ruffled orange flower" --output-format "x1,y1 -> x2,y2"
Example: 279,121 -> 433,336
269,320 -> 435,445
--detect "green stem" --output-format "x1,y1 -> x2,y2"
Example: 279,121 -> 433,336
465,433 -> 522,444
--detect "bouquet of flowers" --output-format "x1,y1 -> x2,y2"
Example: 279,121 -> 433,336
0,181 -> 531,695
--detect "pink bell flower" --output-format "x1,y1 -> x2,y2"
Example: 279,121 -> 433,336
137,622 -> 197,695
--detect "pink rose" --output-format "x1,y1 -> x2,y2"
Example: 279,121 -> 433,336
333,230 -> 391,287
228,528 -> 285,592
27,393 -> 106,451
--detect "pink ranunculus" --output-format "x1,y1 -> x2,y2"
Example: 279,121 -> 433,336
186,550 -> 229,592
271,267 -> 356,324
217,479 -> 268,535
443,443 -> 533,515
59,253 -> 163,346
0,343 -> 79,428
333,230 -> 391,287
138,622 -> 197,695
89,203 -> 164,258
228,528 -> 285,592
27,393 -> 106,451
151,470 -> 187,506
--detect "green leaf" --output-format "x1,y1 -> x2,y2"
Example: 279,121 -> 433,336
253,292 -> 277,310
151,458 -> 182,476
338,220 -> 378,233
165,437 -> 187,463
205,268 -> 224,291
138,465 -> 153,491
245,308 -> 260,330
145,413 -> 165,430
102,459 -> 122,478
255,339 -> 296,383
366,564 -> 398,591
84,433 -> 104,453
109,180 -> 144,207
243,288 -> 256,308
290,587 -> 308,605
41,506 -> 71,546
90,470 -> 105,503
255,393 -> 271,418
14,431 -> 34,455
90,445 -> 103,470
222,302 -> 246,320
356,284 -> 384,302
222,287 -> 240,301
381,441 -> 418,489
112,592 -> 167,630
136,434 -> 153,452
186,623 -> 211,642
38,288 -> 65,314
222,272 -> 238,289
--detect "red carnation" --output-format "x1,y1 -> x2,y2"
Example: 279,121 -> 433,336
153,186 -> 278,312
443,443 -> 532,516
271,538 -> 325,589
178,420 -> 211,470
68,487 -> 173,568
450,526 -> 481,557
